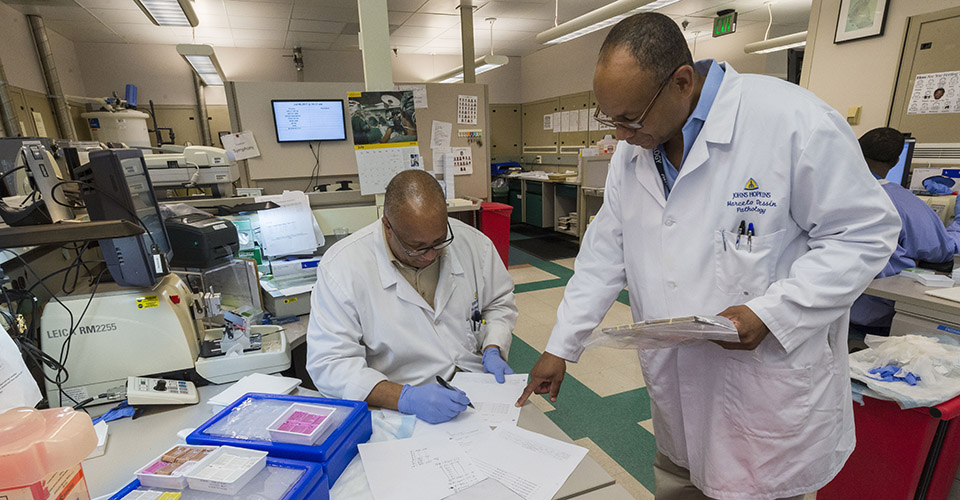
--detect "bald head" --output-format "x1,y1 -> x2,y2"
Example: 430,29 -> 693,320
383,169 -> 446,220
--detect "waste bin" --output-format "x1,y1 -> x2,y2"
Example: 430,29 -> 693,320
480,202 -> 512,267
818,393 -> 960,500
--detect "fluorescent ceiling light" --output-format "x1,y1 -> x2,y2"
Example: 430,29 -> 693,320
134,0 -> 198,27
433,54 -> 509,83
177,44 -> 226,86
536,0 -> 680,45
744,31 -> 807,54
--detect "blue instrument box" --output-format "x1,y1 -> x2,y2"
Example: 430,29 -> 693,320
109,457 -> 328,500
185,393 -> 371,485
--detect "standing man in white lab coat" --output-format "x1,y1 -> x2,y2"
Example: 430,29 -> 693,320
516,13 -> 900,500
307,170 -> 518,424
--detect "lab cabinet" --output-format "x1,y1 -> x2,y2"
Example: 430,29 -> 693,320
523,181 -> 555,228
579,155 -> 612,242
558,92 -> 590,155
521,98 -> 559,154
490,104 -> 521,158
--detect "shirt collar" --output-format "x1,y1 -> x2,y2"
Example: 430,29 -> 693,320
689,59 -> 724,124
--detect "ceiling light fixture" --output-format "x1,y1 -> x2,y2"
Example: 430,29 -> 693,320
744,2 -> 806,54
432,18 -> 508,83
177,44 -> 226,86
134,0 -> 199,27
536,0 -> 681,45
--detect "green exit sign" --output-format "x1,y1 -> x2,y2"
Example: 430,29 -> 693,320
713,11 -> 737,37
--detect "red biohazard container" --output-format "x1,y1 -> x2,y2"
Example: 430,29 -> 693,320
0,406 -> 98,500
480,202 -> 513,267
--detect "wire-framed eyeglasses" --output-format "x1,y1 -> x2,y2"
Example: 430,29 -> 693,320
384,218 -> 454,257
593,64 -> 687,131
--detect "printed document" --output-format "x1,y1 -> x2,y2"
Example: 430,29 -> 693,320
450,373 -> 527,428
359,432 -> 486,500
468,426 -> 587,500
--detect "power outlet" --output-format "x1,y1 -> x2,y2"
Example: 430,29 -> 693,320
535,155 -> 542,164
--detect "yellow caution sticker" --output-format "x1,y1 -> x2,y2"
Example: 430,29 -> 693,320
158,493 -> 182,500
283,297 -> 298,304
136,295 -> 160,310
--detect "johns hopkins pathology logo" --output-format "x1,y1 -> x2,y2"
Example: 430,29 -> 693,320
725,178 -> 777,215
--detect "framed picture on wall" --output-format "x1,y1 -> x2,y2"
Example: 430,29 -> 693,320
834,0 -> 890,43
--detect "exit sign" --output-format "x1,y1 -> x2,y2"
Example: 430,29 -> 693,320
713,11 -> 737,37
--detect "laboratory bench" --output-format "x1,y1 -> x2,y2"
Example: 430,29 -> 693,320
863,274 -> 960,338
81,384 -> 616,499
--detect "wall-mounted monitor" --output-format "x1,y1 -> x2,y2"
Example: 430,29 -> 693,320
271,99 -> 347,143
885,136 -> 916,188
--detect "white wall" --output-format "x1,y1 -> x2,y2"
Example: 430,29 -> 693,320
48,29 -> 87,97
0,2 -> 49,93
803,0 -> 958,136
392,53 -> 521,104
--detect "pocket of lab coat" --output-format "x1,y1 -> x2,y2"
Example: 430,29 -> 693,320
713,229 -> 785,298
723,359 -> 812,438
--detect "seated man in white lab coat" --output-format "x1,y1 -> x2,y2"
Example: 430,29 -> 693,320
306,170 -> 518,423
851,127 -> 960,335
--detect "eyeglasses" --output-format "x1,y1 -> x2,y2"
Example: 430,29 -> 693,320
593,64 -> 687,131
384,217 -> 454,257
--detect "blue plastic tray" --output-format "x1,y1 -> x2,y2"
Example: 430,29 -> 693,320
108,457 -> 328,500
186,393 -> 371,486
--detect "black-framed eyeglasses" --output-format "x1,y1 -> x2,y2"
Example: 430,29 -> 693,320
384,217 -> 454,257
593,64 -> 687,131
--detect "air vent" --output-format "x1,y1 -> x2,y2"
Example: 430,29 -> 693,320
914,143 -> 960,165
523,145 -> 558,154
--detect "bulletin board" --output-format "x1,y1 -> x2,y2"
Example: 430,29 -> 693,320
225,81 -> 490,200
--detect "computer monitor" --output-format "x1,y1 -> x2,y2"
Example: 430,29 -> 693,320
75,149 -> 172,288
271,99 -> 347,143
884,136 -> 916,188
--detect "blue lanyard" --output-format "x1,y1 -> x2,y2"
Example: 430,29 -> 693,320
651,146 -> 670,199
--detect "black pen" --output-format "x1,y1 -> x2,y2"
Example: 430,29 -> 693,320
436,375 -> 475,408
736,220 -> 746,249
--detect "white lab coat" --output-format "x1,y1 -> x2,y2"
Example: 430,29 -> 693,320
544,64 -> 900,499
306,218 -> 517,402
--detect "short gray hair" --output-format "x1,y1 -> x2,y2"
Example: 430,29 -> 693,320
599,13 -> 693,83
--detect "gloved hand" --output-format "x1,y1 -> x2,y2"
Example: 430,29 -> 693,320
482,347 -> 514,383
396,383 -> 470,424
923,176 -> 956,195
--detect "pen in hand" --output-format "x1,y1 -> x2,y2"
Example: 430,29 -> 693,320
436,375 -> 475,409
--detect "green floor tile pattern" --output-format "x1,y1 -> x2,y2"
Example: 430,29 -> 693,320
508,244 -> 654,491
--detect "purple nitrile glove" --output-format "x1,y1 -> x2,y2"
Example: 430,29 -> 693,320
482,347 -> 514,383
396,383 -> 471,424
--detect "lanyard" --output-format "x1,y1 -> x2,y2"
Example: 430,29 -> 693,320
651,146 -> 671,199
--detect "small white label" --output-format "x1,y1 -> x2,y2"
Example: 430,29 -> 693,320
63,385 -> 89,402
153,254 -> 163,273
212,223 -> 228,230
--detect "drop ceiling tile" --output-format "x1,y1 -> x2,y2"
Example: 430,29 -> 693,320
331,33 -> 361,48
192,37 -> 237,46
193,27 -> 235,38
388,10 -> 413,24
86,8 -> 152,24
292,2 -> 359,22
289,19 -> 346,33
391,25 -> 444,38
388,0 -> 428,12
193,0 -> 227,14
413,46 -> 461,55
110,23 -> 194,36
233,38 -> 284,48
223,0 -> 292,18
284,40 -> 331,50
404,13 -> 461,28
15,5 -> 92,21
196,13 -> 232,28
389,36 -> 429,47
75,0 -> 141,10
229,16 -> 289,30
44,20 -> 124,42
418,0 -> 467,15
231,28 -> 285,40
286,31 -> 338,44
486,16 -> 552,32
475,1 -> 552,20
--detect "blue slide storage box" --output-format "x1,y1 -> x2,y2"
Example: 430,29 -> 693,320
109,457 -> 328,500
185,393 -> 371,485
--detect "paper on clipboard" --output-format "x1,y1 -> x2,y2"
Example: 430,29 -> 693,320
585,315 -> 740,350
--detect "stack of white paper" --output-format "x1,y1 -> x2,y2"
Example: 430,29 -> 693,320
207,373 -> 301,406
255,191 -> 323,257
449,373 -> 526,428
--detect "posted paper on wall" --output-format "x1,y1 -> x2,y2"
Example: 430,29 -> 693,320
458,95 -> 478,125
542,114 -> 552,130
396,84 -> 428,108
430,120 -> 452,150
355,146 -> 423,195
451,147 -> 473,176
552,112 -> 561,132
908,71 -> 960,115
220,130 -> 261,160
255,191 -> 321,257
359,432 -> 487,500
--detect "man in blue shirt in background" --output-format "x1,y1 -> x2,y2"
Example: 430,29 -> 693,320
851,127 -> 960,335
